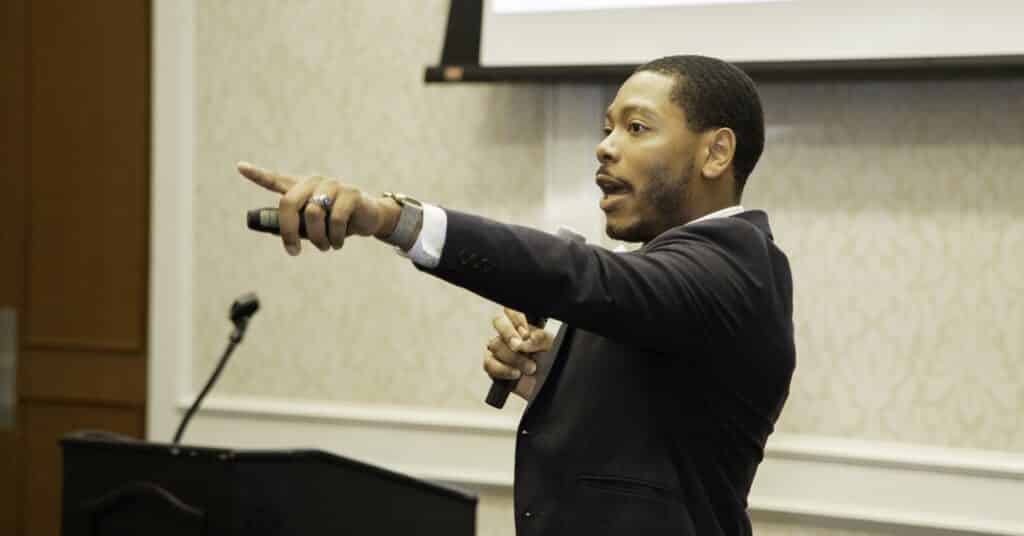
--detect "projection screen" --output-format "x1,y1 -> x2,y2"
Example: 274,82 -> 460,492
480,0 -> 1024,67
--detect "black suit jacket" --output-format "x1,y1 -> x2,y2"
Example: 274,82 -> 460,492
421,209 -> 795,536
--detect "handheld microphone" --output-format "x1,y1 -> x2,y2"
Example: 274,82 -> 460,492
486,226 -> 586,409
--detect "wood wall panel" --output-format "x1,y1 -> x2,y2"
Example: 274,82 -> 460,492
7,1 -> 151,535
25,0 -> 150,351
0,429 -> 16,532
0,0 -> 27,534
21,402 -> 143,536
1,0 -> 27,309
19,350 -> 146,406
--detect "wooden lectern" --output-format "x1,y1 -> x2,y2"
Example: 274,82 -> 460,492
60,431 -> 477,535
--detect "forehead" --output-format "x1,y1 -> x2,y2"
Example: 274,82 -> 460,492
606,70 -> 683,120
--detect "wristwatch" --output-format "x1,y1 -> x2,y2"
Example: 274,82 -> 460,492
381,192 -> 423,251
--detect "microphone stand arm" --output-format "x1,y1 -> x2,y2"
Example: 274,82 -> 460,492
172,319 -> 250,445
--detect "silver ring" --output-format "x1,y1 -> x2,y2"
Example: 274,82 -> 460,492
310,193 -> 333,212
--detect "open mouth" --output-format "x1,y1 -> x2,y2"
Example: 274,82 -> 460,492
596,175 -> 630,197
596,175 -> 631,211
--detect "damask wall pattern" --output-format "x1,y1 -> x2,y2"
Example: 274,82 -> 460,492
749,81 -> 1024,451
192,1 -> 1023,533
193,0 -> 545,413
194,0 -> 1024,454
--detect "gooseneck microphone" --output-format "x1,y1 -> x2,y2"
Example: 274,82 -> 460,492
486,226 -> 586,409
172,293 -> 260,444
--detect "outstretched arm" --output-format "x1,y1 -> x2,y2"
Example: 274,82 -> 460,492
237,163 -> 762,356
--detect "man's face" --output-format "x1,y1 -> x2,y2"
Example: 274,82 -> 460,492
597,70 -> 701,243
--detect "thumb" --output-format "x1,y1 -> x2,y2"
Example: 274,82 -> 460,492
517,328 -> 551,354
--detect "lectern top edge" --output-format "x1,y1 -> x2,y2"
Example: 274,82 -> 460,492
61,430 -> 477,505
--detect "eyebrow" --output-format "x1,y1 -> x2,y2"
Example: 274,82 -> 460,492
604,103 -> 656,121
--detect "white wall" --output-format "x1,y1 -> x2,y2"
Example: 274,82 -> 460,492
151,2 -> 1024,535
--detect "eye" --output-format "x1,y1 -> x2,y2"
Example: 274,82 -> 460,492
602,125 -> 613,136
628,121 -> 648,134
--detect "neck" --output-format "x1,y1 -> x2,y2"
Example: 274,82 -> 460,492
683,175 -> 740,223
685,195 -> 737,224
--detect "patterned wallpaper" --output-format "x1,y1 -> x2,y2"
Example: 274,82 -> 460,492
750,81 -> 1024,451
195,0 -> 1024,450
192,1 -> 1024,534
193,0 -> 545,414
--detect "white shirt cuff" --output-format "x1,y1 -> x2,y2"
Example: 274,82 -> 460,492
405,203 -> 447,269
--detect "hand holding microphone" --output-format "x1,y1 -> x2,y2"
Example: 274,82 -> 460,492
482,225 -> 586,408
484,308 -> 554,405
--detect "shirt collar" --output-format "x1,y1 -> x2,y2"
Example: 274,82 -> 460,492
686,205 -> 745,226
615,205 -> 748,252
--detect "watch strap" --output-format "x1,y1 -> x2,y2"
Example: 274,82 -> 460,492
382,192 -> 423,251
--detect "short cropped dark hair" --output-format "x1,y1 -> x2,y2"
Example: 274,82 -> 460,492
635,55 -> 764,198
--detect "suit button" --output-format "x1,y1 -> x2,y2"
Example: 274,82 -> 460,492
524,511 -> 533,518
521,429 -> 528,435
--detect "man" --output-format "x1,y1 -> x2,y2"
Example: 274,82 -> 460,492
239,55 -> 794,535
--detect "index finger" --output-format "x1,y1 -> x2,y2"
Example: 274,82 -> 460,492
492,314 -> 522,349
237,161 -> 297,194
503,307 -> 530,333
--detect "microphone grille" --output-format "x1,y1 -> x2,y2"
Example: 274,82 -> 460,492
247,208 -> 280,232
230,292 -> 260,321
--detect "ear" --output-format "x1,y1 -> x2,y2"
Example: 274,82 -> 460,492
700,128 -> 736,181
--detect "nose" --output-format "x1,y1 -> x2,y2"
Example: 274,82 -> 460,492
595,133 -> 619,165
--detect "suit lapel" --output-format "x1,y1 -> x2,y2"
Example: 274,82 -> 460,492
525,323 -> 573,413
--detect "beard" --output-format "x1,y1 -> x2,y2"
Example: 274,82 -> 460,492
605,161 -> 693,243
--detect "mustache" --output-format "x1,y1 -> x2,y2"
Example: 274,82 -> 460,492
596,165 -> 622,180
596,166 -> 630,186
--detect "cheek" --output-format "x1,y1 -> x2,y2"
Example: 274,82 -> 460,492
637,143 -> 689,178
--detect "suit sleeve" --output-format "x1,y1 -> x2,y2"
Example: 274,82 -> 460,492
417,209 -> 770,355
